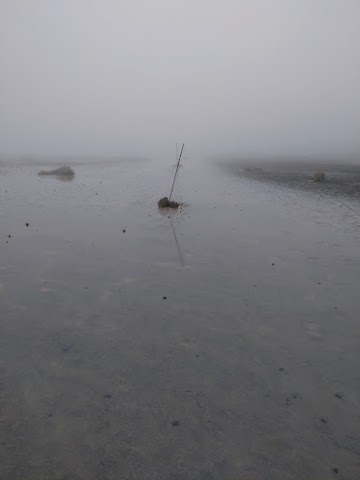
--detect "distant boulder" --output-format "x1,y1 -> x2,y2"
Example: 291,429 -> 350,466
38,166 -> 75,177
244,166 -> 263,172
313,171 -> 326,182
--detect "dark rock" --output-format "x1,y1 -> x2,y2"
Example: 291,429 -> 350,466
26,223 -> 29,227
278,367 -> 288,374
320,417 -> 328,424
104,393 -> 112,399
163,296 -> 167,300
332,467 -> 339,474
172,420 -> 180,427
158,197 -> 179,209
334,392 -> 343,399
123,229 -> 126,233
38,166 -> 75,177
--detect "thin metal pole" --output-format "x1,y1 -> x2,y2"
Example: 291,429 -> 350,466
169,143 -> 184,201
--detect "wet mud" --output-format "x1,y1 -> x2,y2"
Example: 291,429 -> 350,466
0,158 -> 359,479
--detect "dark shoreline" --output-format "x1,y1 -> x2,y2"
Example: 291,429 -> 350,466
219,160 -> 360,199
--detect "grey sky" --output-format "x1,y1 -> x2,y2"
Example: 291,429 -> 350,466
1,0 -> 359,159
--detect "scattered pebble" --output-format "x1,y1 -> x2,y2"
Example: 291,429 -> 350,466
285,392 -> 301,406
278,367 -> 288,375
8,235 -> 11,238
333,467 -> 339,474
26,223 -> 29,227
320,417 -> 328,424
172,420 -> 180,427
104,393 -> 112,399
123,229 -> 126,233
272,263 -> 275,266
163,296 -> 167,300
334,392 -> 343,400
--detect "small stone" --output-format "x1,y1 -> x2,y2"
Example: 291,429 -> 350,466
104,393 -> 112,399
278,367 -> 288,374
163,296 -> 167,300
272,263 -> 275,266
123,229 -> 126,233
320,417 -> 328,424
334,392 -> 343,400
26,223 -> 29,227
8,235 -> 11,238
172,420 -> 180,427
332,467 -> 339,474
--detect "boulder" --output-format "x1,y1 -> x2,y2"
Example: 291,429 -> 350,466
38,166 -> 75,177
158,197 -> 179,209
313,171 -> 326,182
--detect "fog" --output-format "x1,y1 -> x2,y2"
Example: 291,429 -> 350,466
1,0 -> 359,160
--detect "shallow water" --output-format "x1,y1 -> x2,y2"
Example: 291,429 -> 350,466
0,159 -> 359,479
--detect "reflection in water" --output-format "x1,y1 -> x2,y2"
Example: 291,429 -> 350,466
38,174 -> 75,182
170,217 -> 184,267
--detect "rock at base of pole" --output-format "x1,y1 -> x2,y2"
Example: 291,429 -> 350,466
158,197 -> 179,209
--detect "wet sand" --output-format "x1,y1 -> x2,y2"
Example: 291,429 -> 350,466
0,159 -> 359,479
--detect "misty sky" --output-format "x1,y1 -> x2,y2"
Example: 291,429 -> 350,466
1,0 -> 359,159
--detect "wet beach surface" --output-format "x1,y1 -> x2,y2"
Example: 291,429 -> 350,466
0,159 -> 359,479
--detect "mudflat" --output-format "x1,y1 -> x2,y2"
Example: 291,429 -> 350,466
0,158 -> 359,479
